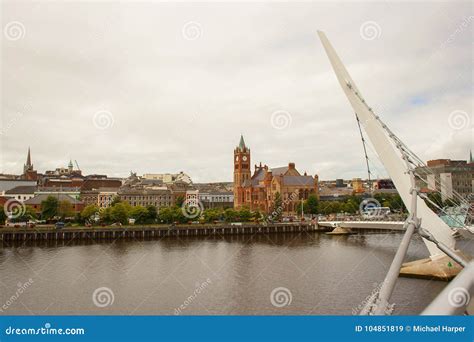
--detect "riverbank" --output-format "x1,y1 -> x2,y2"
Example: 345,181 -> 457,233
0,222 -> 325,242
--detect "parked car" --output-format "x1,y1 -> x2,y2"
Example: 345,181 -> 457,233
55,222 -> 65,229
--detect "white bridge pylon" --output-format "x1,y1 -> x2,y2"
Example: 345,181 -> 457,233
317,31 -> 455,258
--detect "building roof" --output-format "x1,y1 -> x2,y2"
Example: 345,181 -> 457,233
270,166 -> 289,176
5,185 -> 37,194
118,188 -> 171,195
0,179 -> 38,192
25,194 -> 82,205
239,135 -> 247,149
199,191 -> 233,196
37,187 -> 81,192
282,175 -> 314,186
251,168 -> 265,186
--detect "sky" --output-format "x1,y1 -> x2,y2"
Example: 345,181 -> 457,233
1,0 -> 472,182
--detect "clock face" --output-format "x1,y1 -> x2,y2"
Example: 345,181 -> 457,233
235,156 -> 239,161
242,156 -> 247,161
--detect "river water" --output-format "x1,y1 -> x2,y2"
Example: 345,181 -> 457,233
0,232 -> 468,315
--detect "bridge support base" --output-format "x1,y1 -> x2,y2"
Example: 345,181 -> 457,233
326,227 -> 353,235
399,251 -> 471,281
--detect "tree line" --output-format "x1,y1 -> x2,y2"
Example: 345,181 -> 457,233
1,192 -> 412,226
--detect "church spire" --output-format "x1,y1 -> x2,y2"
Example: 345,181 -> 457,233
23,147 -> 34,175
238,134 -> 247,151
26,147 -> 32,167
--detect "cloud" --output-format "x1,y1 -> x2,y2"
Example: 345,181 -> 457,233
1,1 -> 472,182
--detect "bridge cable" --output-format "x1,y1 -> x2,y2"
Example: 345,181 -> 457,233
354,112 -> 372,193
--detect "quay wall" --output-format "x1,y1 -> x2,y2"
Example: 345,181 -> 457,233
0,223 -> 324,243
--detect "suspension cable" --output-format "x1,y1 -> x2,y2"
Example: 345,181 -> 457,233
354,112 -> 372,192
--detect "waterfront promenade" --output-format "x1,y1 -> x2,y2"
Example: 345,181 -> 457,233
0,220 -> 411,243
0,222 -> 322,242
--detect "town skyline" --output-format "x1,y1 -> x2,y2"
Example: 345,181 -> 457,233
1,135 -> 473,183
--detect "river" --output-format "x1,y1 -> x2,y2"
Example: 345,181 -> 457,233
1,232 -> 468,315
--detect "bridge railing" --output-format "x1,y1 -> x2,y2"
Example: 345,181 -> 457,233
422,261 -> 474,315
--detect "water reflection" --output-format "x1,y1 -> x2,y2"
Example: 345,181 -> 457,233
0,232 -> 463,315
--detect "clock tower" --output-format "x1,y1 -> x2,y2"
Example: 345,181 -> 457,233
233,135 -> 251,208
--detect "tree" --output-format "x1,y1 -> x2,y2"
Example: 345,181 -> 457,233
173,206 -> 188,224
272,192 -> 283,221
11,206 -> 37,223
253,210 -> 262,222
58,200 -> 75,219
100,207 -> 113,224
145,205 -> 158,223
41,196 -> 59,220
175,195 -> 185,208
158,207 -> 174,224
304,194 -> 319,216
129,206 -> 148,224
81,204 -> 100,221
111,202 -> 130,224
203,208 -> 221,223
110,196 -> 122,206
239,208 -> 252,222
0,209 -> 6,225
224,208 -> 237,222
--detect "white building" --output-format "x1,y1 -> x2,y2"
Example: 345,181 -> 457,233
4,185 -> 36,202
143,172 -> 192,185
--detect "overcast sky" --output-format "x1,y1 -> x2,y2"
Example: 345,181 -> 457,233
1,0 -> 472,182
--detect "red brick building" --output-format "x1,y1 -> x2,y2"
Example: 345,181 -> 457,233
233,135 -> 319,215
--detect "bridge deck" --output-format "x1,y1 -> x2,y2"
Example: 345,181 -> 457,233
318,221 -> 405,231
